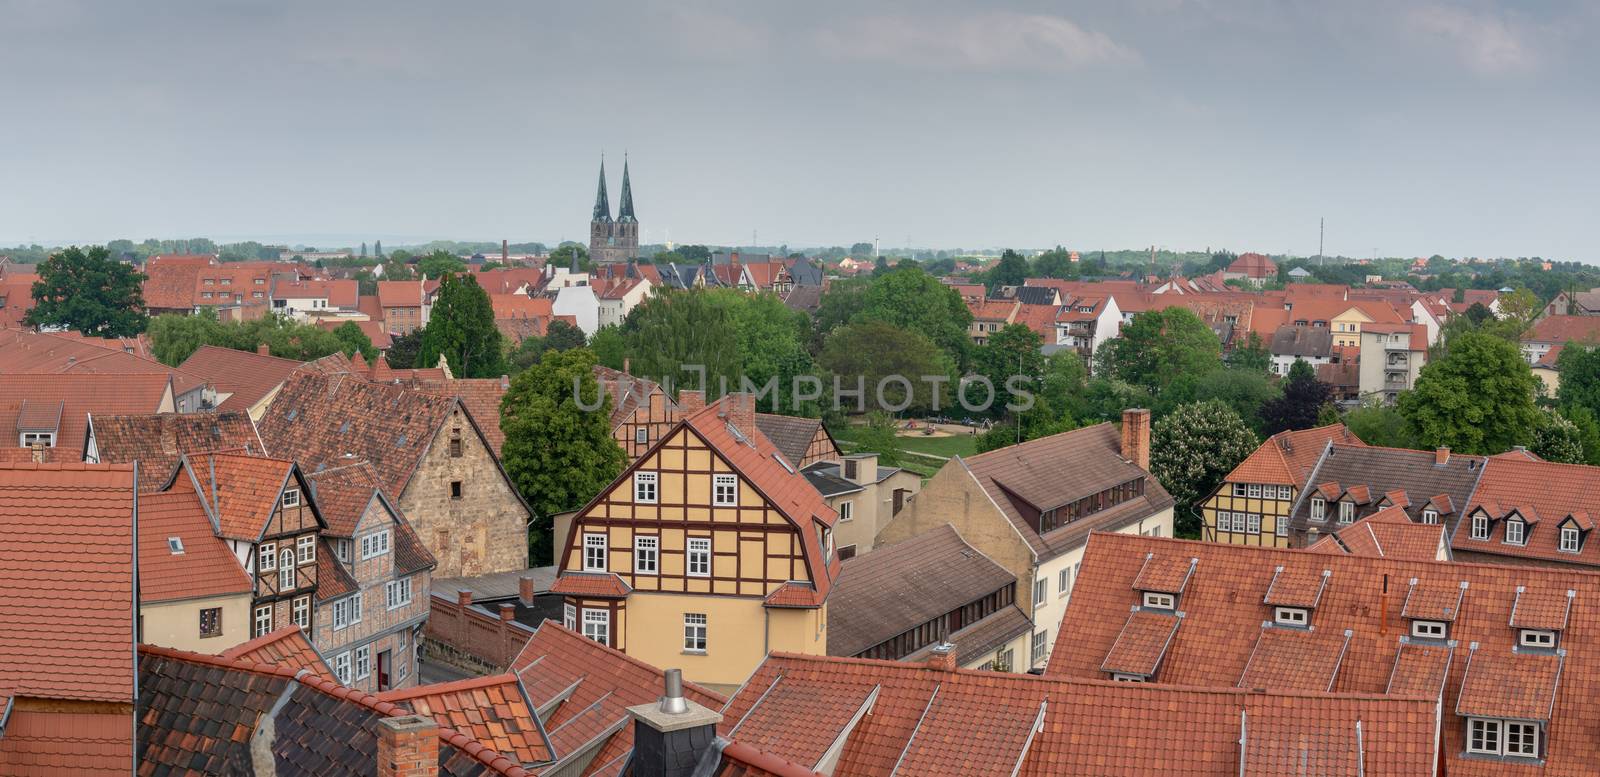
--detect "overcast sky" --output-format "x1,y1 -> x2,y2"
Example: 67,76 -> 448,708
2,0 -> 1595,259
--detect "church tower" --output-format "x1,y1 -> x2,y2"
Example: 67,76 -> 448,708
588,156 -> 640,264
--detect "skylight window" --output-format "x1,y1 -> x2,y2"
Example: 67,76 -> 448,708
167,537 -> 184,554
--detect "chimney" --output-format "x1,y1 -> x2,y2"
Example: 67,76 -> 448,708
677,390 -> 706,418
501,239 -> 508,263
1121,408 -> 1151,471
623,357 -> 631,375
499,603 -> 515,622
718,393 -> 756,440
456,589 -> 472,608
926,642 -> 957,672
628,669 -> 723,777
1435,447 -> 1450,466
257,343 -> 271,356
376,715 -> 438,777
844,453 -> 877,485
518,576 -> 537,606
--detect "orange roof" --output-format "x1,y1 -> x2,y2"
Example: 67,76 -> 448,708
0,373 -> 172,459
1222,423 -> 1364,487
141,261 -> 206,309
138,483 -> 252,603
1456,456 -> 1600,567
377,280 -> 424,308
720,651 -> 1435,776
1047,532 -> 1600,773
967,298 -> 1019,321
550,571 -> 631,598
178,451 -> 305,541
1225,252 -> 1276,278
0,708 -> 131,775
178,344 -> 305,413
377,673 -> 554,765
490,293 -> 553,320
1524,314 -> 1600,345
274,278 -> 358,308
88,411 -> 266,491
1011,303 -> 1057,341
0,329 -> 206,397
0,463 -> 136,704
1330,505 -> 1444,561
218,626 -> 336,681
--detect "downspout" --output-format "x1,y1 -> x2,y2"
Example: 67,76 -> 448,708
130,461 -> 140,776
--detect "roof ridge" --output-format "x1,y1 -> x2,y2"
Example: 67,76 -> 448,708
219,625 -> 311,660
375,671 -> 521,702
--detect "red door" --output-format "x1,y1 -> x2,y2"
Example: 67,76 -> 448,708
377,650 -> 391,691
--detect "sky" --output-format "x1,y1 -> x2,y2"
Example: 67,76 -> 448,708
2,0 -> 1596,260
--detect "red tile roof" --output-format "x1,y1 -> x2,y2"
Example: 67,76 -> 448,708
719,652 -> 1436,776
274,278 -> 358,308
89,411 -> 265,491
378,673 -> 554,766
1524,314 -> 1600,345
178,451 -> 302,541
141,261 -> 206,309
1456,456 -> 1600,568
1226,252 -> 1277,278
178,344 -> 308,412
315,317 -> 393,350
1047,532 -> 1600,774
0,373 -> 173,458
417,377 -> 510,455
1222,423 -> 1364,488
138,482 -> 252,604
0,463 -> 136,704
0,709 -> 132,775
378,280 -> 425,308
1329,505 -> 1445,561
218,626 -> 336,681
550,572 -> 631,598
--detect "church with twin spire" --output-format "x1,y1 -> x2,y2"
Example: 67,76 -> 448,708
589,157 -> 638,264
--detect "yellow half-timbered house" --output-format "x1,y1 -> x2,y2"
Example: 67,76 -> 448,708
553,393 -> 840,690
1201,424 -> 1363,547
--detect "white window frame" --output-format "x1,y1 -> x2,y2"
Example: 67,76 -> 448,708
333,594 -> 362,630
686,538 -> 711,577
1030,630 -> 1048,666
633,471 -> 658,504
1309,497 -> 1326,522
1505,519 -> 1526,545
1246,513 -> 1261,534
279,549 -> 295,590
360,529 -> 391,560
334,651 -> 352,684
1033,578 -> 1047,608
386,577 -> 413,610
1277,486 -> 1292,500
297,535 -> 315,564
712,474 -> 738,507
334,539 -> 351,563
563,604 -> 576,630
582,608 -> 610,646
1471,512 -> 1489,540
1421,509 -> 1439,524
1410,620 -> 1446,639
683,613 -> 708,653
354,644 -> 371,681
838,500 -> 853,522
1247,483 -> 1262,498
254,604 -> 272,638
1232,484 -> 1247,498
19,431 -> 54,448
1142,591 -> 1175,610
634,536 -> 659,575
1058,567 -> 1073,594
1519,629 -> 1556,649
1338,501 -> 1355,524
282,488 -> 301,508
1217,512 -> 1233,533
1274,606 -> 1309,627
635,427 -> 648,445
259,542 -> 277,570
583,533 -> 607,571
292,595 -> 310,629
1275,515 -> 1290,537
1560,526 -> 1580,553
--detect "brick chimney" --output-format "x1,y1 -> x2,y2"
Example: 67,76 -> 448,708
498,603 -> 515,622
677,390 -> 706,419
257,343 -> 271,356
501,239 -> 508,263
518,576 -> 536,606
926,642 -> 957,672
1121,408 -> 1151,471
628,669 -> 723,777
1434,447 -> 1451,466
717,393 -> 756,441
456,589 -> 472,608
376,715 -> 438,777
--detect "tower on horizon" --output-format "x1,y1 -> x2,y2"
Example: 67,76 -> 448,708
589,156 -> 639,264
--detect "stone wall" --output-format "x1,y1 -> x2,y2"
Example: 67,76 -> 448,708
399,405 -> 529,578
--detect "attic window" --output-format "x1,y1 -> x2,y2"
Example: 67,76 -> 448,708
1421,509 -> 1439,524
1310,497 -> 1326,522
1142,592 -> 1175,610
1410,620 -> 1447,640
282,489 -> 301,508
19,432 -> 53,448
1338,501 -> 1355,524
1273,607 -> 1309,627
1470,512 -> 1489,540
167,537 -> 184,554
285,408 -> 299,421
396,433 -> 407,447
1519,629 -> 1557,649
1505,519 -> 1526,546
1560,525 -> 1581,553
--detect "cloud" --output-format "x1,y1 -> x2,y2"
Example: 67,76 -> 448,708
1407,5 -> 1537,75
816,10 -> 1139,72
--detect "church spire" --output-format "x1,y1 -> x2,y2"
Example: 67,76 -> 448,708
592,157 -> 612,223
618,155 -> 637,223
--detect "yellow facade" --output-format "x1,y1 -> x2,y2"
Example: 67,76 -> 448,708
560,420 -> 828,688
1201,482 -> 1296,548
140,593 -> 252,653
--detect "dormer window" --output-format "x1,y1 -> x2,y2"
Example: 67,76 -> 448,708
1337,501 -> 1355,524
20,432 -> 53,448
1505,518 -> 1526,545
1410,620 -> 1448,639
1310,497 -> 1326,522
1560,525 -> 1581,553
1470,512 -> 1489,540
1421,509 -> 1439,524
1273,606 -> 1308,627
1519,629 -> 1557,649
1143,592 -> 1175,610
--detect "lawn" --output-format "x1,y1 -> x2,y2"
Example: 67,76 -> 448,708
829,423 -> 979,471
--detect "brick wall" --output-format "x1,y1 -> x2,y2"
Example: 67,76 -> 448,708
422,592 -> 534,672
399,406 -> 529,578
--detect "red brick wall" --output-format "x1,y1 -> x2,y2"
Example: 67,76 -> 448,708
422,592 -> 534,671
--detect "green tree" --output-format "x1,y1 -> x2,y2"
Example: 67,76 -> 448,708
1030,248 -> 1077,280
549,243 -> 591,272
722,292 -> 815,412
587,324 -> 627,370
1227,332 -> 1271,373
986,249 -> 1028,291
1343,401 -> 1417,449
1194,368 -> 1280,434
417,250 -> 467,279
969,323 -> 1044,418
855,267 -> 973,369
1531,411 -> 1585,464
1095,307 -> 1223,394
1556,345 -> 1600,414
849,411 -> 903,466
809,276 -> 869,351
1260,359 -> 1333,435
1149,400 -> 1259,538
1464,302 -> 1492,325
1562,405 -> 1600,465
330,321 -> 378,360
1398,330 -> 1540,454
499,348 -> 626,564
374,239 -> 383,259
622,289 -> 742,397
148,311 -> 226,365
385,329 -> 423,369
818,321 -> 954,414
25,245 -> 148,336
416,273 -> 505,377
509,319 -> 587,372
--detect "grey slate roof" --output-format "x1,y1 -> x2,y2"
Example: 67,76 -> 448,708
754,413 -> 829,466
788,259 -> 824,286
1010,286 -> 1059,306
1270,325 -> 1335,358
1288,444 -> 1487,541
782,285 -> 823,314
801,460 -> 900,497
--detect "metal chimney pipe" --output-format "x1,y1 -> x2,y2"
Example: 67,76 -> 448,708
659,669 -> 688,714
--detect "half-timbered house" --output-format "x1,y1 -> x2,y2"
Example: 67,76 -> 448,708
552,393 -> 840,692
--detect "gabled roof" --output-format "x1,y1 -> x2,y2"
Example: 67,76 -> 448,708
138,644 -> 528,776
416,376 -> 511,455
1329,505 -> 1445,561
1524,314 -> 1600,345
958,423 -> 1174,559
1222,423 -> 1363,488
827,525 -> 1016,658
378,673 -> 554,766
179,451 -> 308,541
1047,532 -> 1600,773
89,410 -> 265,491
718,651 -> 1435,777
0,463 -> 136,704
179,344 -> 306,412
218,626 -> 336,681
377,279 -> 426,308
1267,324 -> 1333,358
509,621 -> 724,772
1225,252 -> 1277,278
1287,443 -> 1484,538
593,365 -> 673,431
0,373 -> 172,457
0,329 -> 203,394
753,413 -> 831,468
1456,456 -> 1600,567
138,481 -> 253,603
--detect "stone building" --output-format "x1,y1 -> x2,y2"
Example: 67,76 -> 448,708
258,372 -> 531,578
588,157 -> 639,264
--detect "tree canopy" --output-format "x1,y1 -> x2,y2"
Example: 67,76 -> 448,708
854,267 -> 973,369
1095,307 -> 1222,394
147,310 -> 376,366
1150,400 -> 1259,538
1398,330 -> 1540,455
416,273 -> 504,377
25,245 -> 148,336
1260,359 -> 1332,435
817,320 -> 954,415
